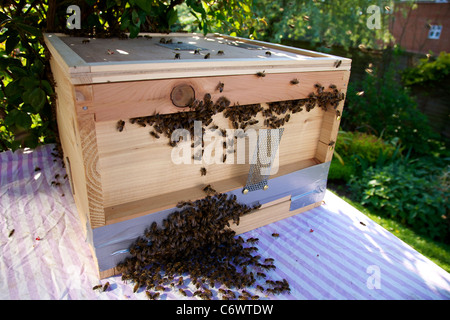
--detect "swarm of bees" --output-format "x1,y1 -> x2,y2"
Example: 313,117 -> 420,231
303,83 -> 345,112
116,192 -> 290,300
122,82 -> 344,175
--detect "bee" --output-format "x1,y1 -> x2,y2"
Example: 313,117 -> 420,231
116,120 -> 125,132
204,93 -> 212,103
328,140 -> 335,147
204,53 -> 210,59
265,51 -> 271,57
284,114 -> 291,123
8,229 -> 15,237
271,233 -> 279,238
133,282 -> 140,293
222,154 -> 227,163
177,277 -> 184,286
155,285 -> 165,292
34,167 -> 41,172
217,50 -> 224,55
266,279 -> 276,286
92,284 -> 103,291
360,221 -> 366,226
82,39 -> 90,44
256,285 -> 265,292
251,295 -> 260,300
178,288 -> 187,297
203,184 -> 216,195
146,291 -> 160,300
103,282 -> 110,292
216,82 -> 224,93
194,48 -> 201,55
200,167 -> 207,176
174,53 -> 181,59
150,131 -> 160,139
256,71 -> 266,77
256,272 -> 266,279
290,78 -> 299,85
329,84 -> 337,90
334,60 -> 342,68
169,140 -> 177,147
159,38 -> 167,44
246,237 -> 259,244
264,258 -> 274,263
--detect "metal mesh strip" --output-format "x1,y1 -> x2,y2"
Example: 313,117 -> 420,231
244,128 -> 284,193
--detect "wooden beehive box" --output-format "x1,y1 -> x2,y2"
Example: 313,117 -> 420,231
44,33 -> 351,278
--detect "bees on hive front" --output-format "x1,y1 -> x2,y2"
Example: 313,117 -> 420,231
116,120 -> 125,132
256,70 -> 266,77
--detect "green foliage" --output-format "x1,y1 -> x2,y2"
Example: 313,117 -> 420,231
177,0 -> 260,38
0,0 -> 259,152
329,131 -> 400,182
402,51 -> 450,87
342,60 -> 439,156
251,0 -> 403,50
0,4 -> 56,151
348,157 -> 450,242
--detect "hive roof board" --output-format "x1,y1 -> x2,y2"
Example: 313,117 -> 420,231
44,33 -> 351,85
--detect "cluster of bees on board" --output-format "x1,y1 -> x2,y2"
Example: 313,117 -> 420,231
111,192 -> 290,300
109,76 -> 344,300
115,79 -> 345,174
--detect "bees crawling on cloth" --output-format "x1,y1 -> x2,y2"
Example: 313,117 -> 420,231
115,191 -> 290,300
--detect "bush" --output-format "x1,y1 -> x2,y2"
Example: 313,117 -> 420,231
402,51 -> 450,87
348,158 -> 450,242
342,61 -> 439,156
329,131 -> 400,182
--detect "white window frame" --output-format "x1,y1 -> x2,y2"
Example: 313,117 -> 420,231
428,25 -> 443,39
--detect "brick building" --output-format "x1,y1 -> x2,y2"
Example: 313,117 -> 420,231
390,0 -> 450,55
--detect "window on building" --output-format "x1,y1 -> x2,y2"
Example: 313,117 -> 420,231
428,25 -> 443,39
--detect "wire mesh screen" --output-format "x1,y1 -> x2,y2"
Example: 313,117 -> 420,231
244,128 -> 284,193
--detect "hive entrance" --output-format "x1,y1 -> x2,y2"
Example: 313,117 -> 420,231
244,128 -> 284,193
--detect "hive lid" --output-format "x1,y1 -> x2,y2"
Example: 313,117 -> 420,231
44,33 -> 351,85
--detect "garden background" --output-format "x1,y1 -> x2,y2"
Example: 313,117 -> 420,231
1,0 -> 449,272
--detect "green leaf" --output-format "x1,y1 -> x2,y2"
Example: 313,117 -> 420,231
31,60 -> 44,76
4,80 -> 22,99
128,24 -> 140,39
5,35 -> 19,55
4,109 -> 19,126
131,9 -> 140,26
135,0 -> 154,14
22,88 -> 46,112
15,112 -> 32,129
19,76 -> 40,88
167,8 -> 178,27
15,23 -> 41,37
40,80 -> 54,96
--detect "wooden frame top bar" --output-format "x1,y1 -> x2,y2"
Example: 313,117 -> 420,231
44,33 -> 351,85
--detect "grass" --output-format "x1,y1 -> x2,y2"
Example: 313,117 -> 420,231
327,187 -> 450,274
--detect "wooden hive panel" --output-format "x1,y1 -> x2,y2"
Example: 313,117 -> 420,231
44,33 -> 350,279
